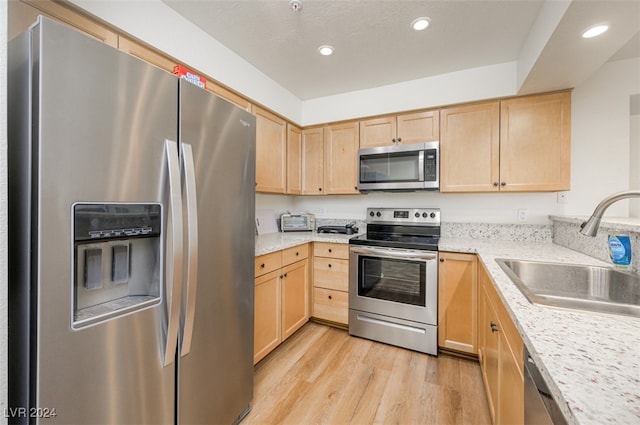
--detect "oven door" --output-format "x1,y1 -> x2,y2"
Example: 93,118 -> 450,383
349,245 -> 438,325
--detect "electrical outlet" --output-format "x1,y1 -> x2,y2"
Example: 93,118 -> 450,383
518,209 -> 528,222
557,192 -> 569,204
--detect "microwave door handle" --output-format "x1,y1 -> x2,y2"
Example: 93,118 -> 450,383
418,150 -> 425,182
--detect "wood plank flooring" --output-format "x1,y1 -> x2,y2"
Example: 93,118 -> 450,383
243,322 -> 491,425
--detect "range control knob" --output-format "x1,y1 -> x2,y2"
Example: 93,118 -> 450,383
430,212 -> 436,218
422,212 -> 428,218
369,211 -> 375,217
376,211 -> 381,217
415,212 -> 420,218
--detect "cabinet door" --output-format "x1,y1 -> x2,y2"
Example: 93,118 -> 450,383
254,270 -> 281,364
438,252 -> 478,354
324,122 -> 360,194
480,284 -> 500,424
281,259 -> 309,340
500,91 -> 571,191
301,127 -> 325,195
499,341 -> 525,425
254,106 -> 287,193
359,116 -> 397,148
440,101 -> 500,192
397,110 -> 440,144
286,124 -> 302,195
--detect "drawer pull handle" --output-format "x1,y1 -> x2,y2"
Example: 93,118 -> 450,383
260,263 -> 265,268
490,321 -> 499,333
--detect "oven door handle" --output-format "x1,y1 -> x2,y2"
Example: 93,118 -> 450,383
350,246 -> 437,261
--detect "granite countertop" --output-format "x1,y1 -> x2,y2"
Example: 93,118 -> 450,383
255,231 -> 359,256
440,238 -> 640,425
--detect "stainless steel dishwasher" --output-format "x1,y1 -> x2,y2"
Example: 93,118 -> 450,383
524,346 -> 568,425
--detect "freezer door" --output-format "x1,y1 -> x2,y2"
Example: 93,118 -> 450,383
10,18 -> 178,424
177,80 -> 256,424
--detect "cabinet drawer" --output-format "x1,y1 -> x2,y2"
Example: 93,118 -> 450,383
314,242 -> 349,260
255,251 -> 282,277
313,287 -> 348,325
282,243 -> 309,266
313,258 -> 349,291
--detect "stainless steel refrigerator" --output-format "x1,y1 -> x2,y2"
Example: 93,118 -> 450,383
8,17 -> 256,424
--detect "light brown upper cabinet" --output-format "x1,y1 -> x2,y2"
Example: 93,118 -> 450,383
440,91 -> 571,192
500,91 -> 571,192
286,124 -> 302,195
254,106 -> 287,194
359,110 -> 440,149
440,101 -> 501,192
301,127 -> 325,195
324,122 -> 360,194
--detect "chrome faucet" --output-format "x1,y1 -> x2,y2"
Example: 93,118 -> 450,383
580,190 -> 640,236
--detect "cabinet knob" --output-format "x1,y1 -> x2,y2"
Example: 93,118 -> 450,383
397,137 -> 402,143
260,263 -> 265,268
296,252 -> 299,256
328,295 -> 332,300
490,321 -> 499,333
493,182 -> 499,187
328,264 -> 332,268
319,187 -> 322,191
328,249 -> 332,253
501,182 -> 506,187
439,258 -> 444,263
392,138 -> 397,143
284,273 -> 288,278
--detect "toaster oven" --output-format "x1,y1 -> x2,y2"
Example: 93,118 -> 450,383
280,213 -> 315,232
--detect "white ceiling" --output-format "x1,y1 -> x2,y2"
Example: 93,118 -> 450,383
163,0 -> 640,100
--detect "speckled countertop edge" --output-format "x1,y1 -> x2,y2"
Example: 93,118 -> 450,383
255,231 -> 357,256
440,238 -> 640,425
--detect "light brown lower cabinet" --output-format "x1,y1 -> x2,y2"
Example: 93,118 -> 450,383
312,242 -> 350,325
478,261 -> 524,425
254,244 -> 310,364
438,252 -> 478,354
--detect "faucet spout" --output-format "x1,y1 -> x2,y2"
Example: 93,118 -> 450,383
579,190 -> 640,236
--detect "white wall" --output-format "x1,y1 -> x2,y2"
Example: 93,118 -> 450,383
1,0 -> 8,420
301,62 -> 517,126
564,57 -> 640,217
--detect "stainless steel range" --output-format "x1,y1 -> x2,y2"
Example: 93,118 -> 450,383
349,208 -> 440,355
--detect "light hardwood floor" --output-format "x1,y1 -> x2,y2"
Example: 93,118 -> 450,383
243,322 -> 491,425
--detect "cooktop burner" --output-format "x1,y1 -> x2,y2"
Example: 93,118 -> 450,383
349,207 -> 441,251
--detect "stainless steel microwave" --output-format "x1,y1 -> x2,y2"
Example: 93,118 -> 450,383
357,141 -> 439,191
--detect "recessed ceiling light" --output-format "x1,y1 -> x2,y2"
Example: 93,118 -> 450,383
318,45 -> 334,56
582,24 -> 609,39
411,17 -> 431,31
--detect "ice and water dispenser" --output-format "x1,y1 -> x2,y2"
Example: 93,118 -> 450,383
73,203 -> 162,327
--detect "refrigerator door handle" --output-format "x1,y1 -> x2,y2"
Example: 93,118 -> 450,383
180,142 -> 199,357
163,139 -> 183,367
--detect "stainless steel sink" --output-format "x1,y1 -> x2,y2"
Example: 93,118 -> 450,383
496,259 -> 640,317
